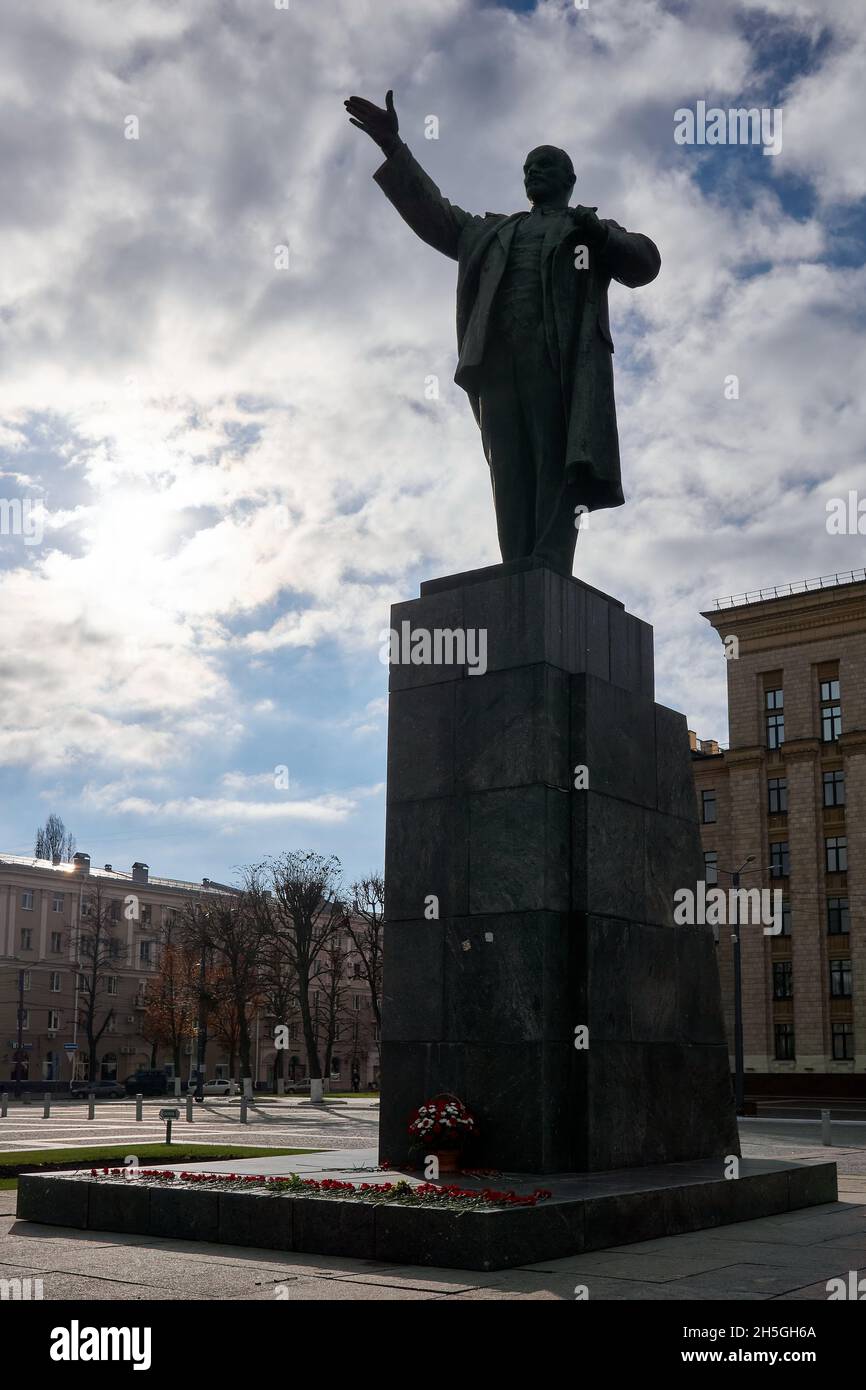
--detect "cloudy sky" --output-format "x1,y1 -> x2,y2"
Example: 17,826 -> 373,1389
0,0 -> 863,887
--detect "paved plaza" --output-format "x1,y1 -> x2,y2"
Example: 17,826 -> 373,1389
2,1104 -> 866,1300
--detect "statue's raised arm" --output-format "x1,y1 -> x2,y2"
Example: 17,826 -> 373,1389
345,89 -> 479,261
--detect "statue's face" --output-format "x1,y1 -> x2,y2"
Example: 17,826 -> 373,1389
523,146 -> 574,204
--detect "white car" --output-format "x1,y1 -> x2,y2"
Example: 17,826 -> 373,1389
197,1079 -> 235,1095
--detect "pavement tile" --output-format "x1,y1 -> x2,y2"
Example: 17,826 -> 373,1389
330,1265 -> 489,1293
227,1277 -> 447,1301
17,1272 -> 181,1301
450,1272 -> 757,1301
518,1250 -> 745,1280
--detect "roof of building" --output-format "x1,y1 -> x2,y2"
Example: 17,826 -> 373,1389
0,853 -> 231,896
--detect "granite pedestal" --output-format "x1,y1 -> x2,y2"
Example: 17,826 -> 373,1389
380,559 -> 741,1173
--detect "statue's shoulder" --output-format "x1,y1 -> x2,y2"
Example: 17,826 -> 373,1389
482,211 -> 511,221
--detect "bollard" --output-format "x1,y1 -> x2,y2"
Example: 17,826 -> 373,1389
136,1093 -> 143,1121
173,1077 -> 181,1098
186,1093 -> 193,1123
310,1077 -> 324,1105
821,1108 -> 832,1146
88,1092 -> 95,1120
239,1096 -> 248,1124
22,1090 -> 30,1105
276,1077 -> 285,1096
43,1093 -> 50,1119
1,1093 -> 8,1118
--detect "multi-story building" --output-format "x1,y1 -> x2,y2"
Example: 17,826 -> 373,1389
691,571 -> 866,1099
0,851 -> 380,1090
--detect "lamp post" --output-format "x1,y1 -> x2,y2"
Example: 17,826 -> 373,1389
716,855 -> 757,1115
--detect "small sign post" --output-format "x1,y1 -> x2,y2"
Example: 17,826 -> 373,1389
159,1106 -> 180,1144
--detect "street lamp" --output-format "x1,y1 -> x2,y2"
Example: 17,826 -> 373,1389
716,855 -> 758,1115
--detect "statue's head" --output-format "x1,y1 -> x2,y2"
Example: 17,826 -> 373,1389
523,146 -> 575,206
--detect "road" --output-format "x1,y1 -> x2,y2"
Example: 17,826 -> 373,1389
0,1096 -> 379,1155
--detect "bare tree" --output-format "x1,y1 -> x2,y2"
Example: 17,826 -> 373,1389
191,887 -> 263,1082
75,884 -> 126,1081
143,921 -> 200,1075
317,931 -> 350,1080
35,812 -> 76,863
348,873 -> 385,1028
265,851 -> 347,1084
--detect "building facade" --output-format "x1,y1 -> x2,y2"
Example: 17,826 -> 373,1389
691,573 -> 866,1097
0,852 -> 380,1090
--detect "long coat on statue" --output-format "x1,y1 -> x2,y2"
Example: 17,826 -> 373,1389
373,142 -> 661,511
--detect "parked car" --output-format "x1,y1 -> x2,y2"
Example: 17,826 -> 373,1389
283,1080 -> 310,1094
124,1069 -> 170,1096
188,1078 -> 235,1096
70,1080 -> 126,1099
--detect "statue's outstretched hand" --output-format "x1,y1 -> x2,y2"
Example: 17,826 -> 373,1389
345,90 -> 400,156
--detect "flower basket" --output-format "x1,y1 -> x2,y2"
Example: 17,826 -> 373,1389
407,1092 -> 478,1170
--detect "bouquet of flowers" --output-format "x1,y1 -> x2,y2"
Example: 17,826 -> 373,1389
408,1092 -> 477,1150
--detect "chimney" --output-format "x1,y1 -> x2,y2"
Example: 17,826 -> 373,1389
687,730 -> 698,752
104,864 -> 113,872
72,852 -> 91,874
701,739 -> 720,755
132,862 -> 149,885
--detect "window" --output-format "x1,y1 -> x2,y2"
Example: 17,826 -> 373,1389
823,770 -> 845,807
701,789 -> 717,824
81,897 -> 93,918
703,850 -> 719,886
50,931 -> 63,953
766,689 -> 784,748
331,1056 -> 341,1076
21,971 -> 31,991
110,899 -> 121,923
772,960 -> 793,1000
47,1009 -> 60,1031
768,778 -> 788,814
828,898 -> 850,935
830,959 -> 852,999
77,973 -> 88,991
139,940 -> 153,966
20,890 -> 33,910
353,962 -> 362,978
780,900 -> 792,936
826,837 -> 847,873
52,893 -> 63,913
774,1023 -> 795,1060
140,905 -> 152,927
50,972 -> 62,992
820,679 -> 842,742
770,842 -> 790,878
107,976 -> 118,995
79,936 -> 93,957
20,928 -> 33,950
832,1023 -> 855,1061
109,939 -> 125,960
289,1023 -> 299,1042
100,1052 -> 118,1081
20,1008 -> 30,1032
353,994 -> 361,1011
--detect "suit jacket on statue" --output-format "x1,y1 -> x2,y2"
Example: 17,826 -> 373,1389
373,142 -> 661,511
